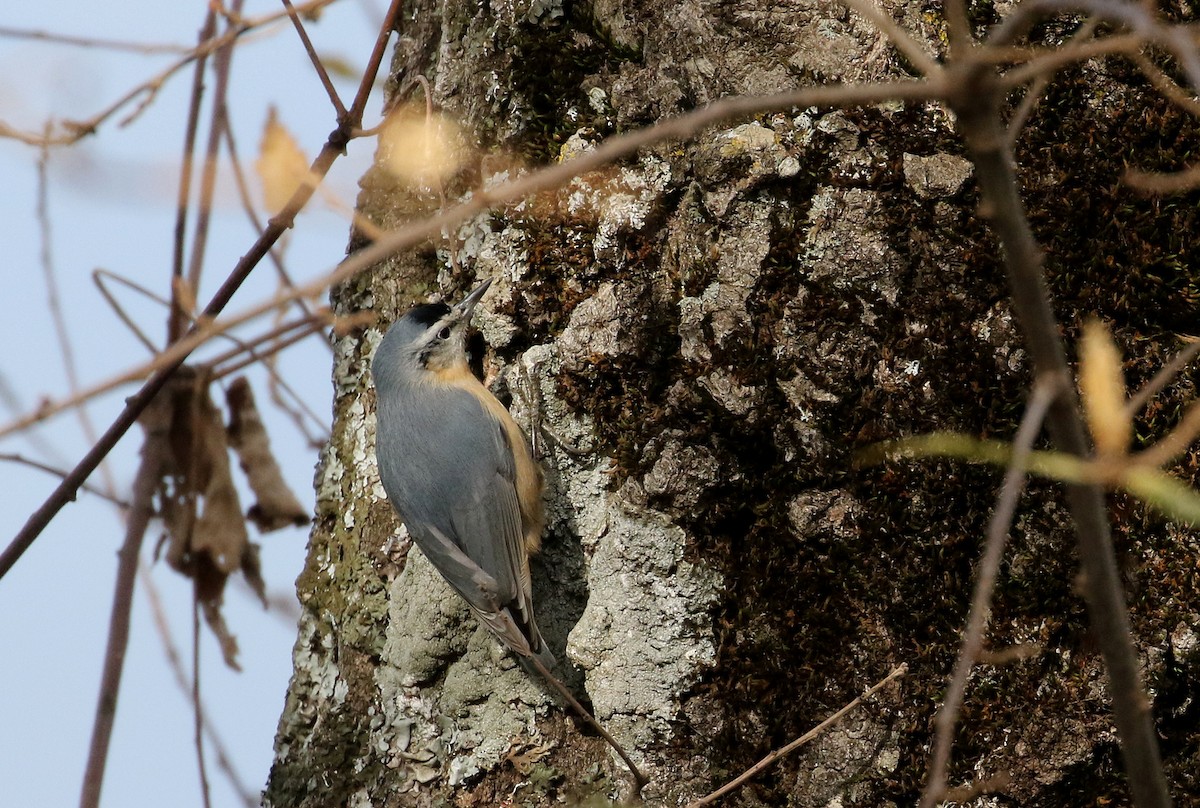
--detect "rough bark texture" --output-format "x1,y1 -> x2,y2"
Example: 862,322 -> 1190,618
265,1 -> 1200,806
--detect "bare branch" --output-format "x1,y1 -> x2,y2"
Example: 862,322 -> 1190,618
955,56 -> 1171,807
0,77 -> 945,445
1005,18 -> 1101,145
170,10 -> 218,344
990,0 -> 1200,92
1000,32 -> 1145,89
0,0 -> 342,146
0,453 -> 129,507
1132,398 -> 1200,470
92,269 -> 165,355
78,399 -> 172,808
0,24 -> 191,54
1125,161 -> 1200,193
1127,338 -> 1200,415
282,0 -> 348,118
185,0 -> 246,299
38,141 -> 125,502
203,312 -> 326,372
219,105 -> 332,331
192,591 -> 213,808
837,0 -> 943,78
139,563 -> 258,807
921,374 -> 1062,807
687,665 -> 907,808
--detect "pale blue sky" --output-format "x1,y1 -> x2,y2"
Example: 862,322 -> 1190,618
0,2 -> 385,805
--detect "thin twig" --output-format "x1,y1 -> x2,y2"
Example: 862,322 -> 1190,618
78,417 -> 169,808
999,31 -> 1144,89
687,664 -> 907,808
170,10 -> 218,344
185,0 -> 246,297
954,53 -> 1171,807
202,312 -> 326,370
990,0 -> 1200,92
282,0 -> 347,118
38,141 -> 125,505
920,374 -> 1061,807
0,0 -> 341,146
93,269 -> 165,355
1125,162 -> 1200,194
1126,338 -> 1200,416
219,106 -> 333,335
412,74 -> 461,272
0,374 -> 68,466
0,77 -> 945,448
192,585 -> 213,808
138,562 -> 258,807
210,319 -> 325,379
1129,48 -> 1200,117
1132,398 -> 1200,470
198,306 -> 332,440
1005,18 -> 1101,146
0,25 -> 192,54
838,0 -> 943,78
0,453 -> 129,507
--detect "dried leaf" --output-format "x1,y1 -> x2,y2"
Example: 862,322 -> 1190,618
189,382 -> 250,575
1079,319 -> 1131,457
377,105 -> 468,189
197,559 -> 242,671
256,107 -> 312,215
151,367 -> 254,670
226,376 -> 310,531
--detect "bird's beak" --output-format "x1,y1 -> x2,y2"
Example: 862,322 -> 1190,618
453,278 -> 493,323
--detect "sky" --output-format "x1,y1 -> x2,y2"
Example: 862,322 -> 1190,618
0,2 -> 386,806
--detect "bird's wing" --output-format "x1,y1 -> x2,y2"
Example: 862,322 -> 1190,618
381,380 -> 549,663
447,403 -> 537,633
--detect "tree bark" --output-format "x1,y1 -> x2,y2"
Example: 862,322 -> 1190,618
266,1 -> 1200,805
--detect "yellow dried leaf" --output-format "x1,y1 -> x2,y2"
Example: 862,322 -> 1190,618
256,108 -> 311,215
378,106 -> 467,189
1079,319 -> 1130,457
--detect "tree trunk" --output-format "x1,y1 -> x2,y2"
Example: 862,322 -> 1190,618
265,1 -> 1200,805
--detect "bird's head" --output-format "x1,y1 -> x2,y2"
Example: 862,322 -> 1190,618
373,278 -> 492,389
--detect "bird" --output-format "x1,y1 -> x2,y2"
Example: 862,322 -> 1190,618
371,278 -> 555,669
371,279 -> 648,791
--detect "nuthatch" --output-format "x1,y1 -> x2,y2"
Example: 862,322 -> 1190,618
371,279 -> 554,669
372,280 -> 649,790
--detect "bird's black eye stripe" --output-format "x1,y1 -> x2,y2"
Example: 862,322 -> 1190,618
437,326 -> 451,340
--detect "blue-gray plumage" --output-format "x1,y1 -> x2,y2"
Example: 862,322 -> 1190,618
371,279 -> 553,669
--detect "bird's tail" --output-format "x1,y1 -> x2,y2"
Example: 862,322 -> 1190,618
471,605 -> 556,669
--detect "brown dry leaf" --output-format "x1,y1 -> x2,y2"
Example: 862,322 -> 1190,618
1080,319 -> 1131,458
226,376 -> 310,531
256,107 -> 312,215
152,367 -> 259,670
377,104 -> 469,189
182,372 -> 249,576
